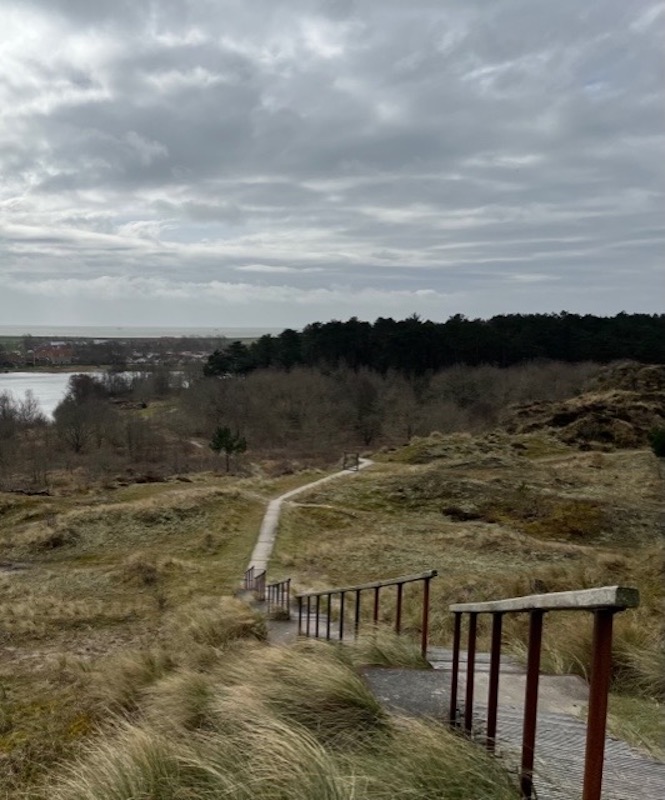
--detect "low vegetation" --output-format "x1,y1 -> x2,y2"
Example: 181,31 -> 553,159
0,472 -> 305,796
4,599 -> 518,800
648,426 -> 665,458
1,358 -> 663,795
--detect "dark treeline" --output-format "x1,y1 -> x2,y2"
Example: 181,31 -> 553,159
204,313 -> 665,377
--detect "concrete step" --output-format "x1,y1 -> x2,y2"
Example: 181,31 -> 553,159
361,665 -> 665,800
428,646 -> 526,675
261,616 -> 665,799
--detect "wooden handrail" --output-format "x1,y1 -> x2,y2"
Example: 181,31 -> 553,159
266,578 -> 291,616
449,585 -> 639,614
243,566 -> 266,601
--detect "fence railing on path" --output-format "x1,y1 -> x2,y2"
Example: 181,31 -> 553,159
295,569 -> 437,657
243,566 -> 266,602
448,585 -> 639,800
266,578 -> 291,616
244,567 -> 291,615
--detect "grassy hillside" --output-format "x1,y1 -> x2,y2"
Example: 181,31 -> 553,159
1,361 -> 663,794
269,431 -> 664,751
0,471 -> 322,795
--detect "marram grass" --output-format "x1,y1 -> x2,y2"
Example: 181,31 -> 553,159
36,607 -> 517,800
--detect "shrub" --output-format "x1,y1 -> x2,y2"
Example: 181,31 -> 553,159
647,426 -> 665,457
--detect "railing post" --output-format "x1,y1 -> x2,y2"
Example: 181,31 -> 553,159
449,612 -> 462,727
395,582 -> 403,635
373,586 -> 380,625
297,596 -> 303,635
464,612 -> 478,734
286,580 -> 291,616
255,571 -> 265,602
486,612 -> 503,751
354,590 -> 361,638
582,609 -> 615,800
315,595 -> 321,638
306,596 -> 311,637
339,592 -> 345,641
520,610 -> 544,800
326,593 -> 332,640
420,575 -> 431,658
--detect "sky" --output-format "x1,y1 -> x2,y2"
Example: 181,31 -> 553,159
1,0 -> 663,330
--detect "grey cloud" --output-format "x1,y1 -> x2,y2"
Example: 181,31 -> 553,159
0,0 -> 663,326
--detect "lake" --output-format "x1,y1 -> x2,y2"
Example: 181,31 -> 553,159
0,372 -> 79,418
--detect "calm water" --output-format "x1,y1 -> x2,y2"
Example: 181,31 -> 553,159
0,325 -> 282,339
0,372 -> 80,418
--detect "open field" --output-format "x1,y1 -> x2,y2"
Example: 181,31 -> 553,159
0,469 -> 331,796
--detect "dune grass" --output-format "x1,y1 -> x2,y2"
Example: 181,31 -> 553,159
605,694 -> 665,759
32,605 -> 517,800
0,471 -> 319,797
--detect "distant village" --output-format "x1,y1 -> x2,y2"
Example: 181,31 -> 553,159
0,335 -> 230,369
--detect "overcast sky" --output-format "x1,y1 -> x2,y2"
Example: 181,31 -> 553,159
1,0 -> 663,329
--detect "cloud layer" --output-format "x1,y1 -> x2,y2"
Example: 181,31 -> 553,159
1,0 -> 663,327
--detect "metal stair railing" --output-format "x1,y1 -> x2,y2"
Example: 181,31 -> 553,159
243,566 -> 266,601
294,569 -> 437,657
266,578 -> 291,616
448,585 -> 640,800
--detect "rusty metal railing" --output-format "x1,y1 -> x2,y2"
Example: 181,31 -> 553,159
243,566 -> 266,601
448,585 -> 640,800
295,569 -> 437,657
267,578 -> 291,616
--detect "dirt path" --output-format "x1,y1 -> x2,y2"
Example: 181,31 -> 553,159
247,458 -> 373,573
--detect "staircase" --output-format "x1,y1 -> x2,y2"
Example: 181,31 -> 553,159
364,648 -> 665,800
243,565 -> 665,800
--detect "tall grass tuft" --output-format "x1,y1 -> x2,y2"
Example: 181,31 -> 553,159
85,649 -> 175,715
42,628 -> 518,800
351,716 -> 518,799
348,628 -> 432,669
48,724 -> 222,800
167,595 -> 267,649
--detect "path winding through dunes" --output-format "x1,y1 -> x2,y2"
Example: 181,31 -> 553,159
246,458 -> 665,799
247,458 -> 373,573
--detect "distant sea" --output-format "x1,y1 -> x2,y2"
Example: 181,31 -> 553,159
0,325 -> 283,339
